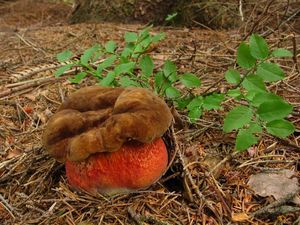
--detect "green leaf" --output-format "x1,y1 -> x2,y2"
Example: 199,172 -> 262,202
242,75 -> 267,93
99,71 -> 116,86
271,48 -> 293,58
223,106 -> 253,132
124,32 -> 138,43
249,34 -> 269,59
57,50 -> 73,62
188,107 -> 202,123
132,44 -> 145,56
248,122 -> 263,133
152,32 -> 165,43
180,73 -> 201,88
163,60 -> 178,82
225,69 -> 241,84
266,119 -> 295,138
256,62 -> 284,82
227,88 -> 242,99
175,97 -> 193,110
235,129 -> 258,151
154,72 -> 171,94
154,71 -> 164,87
187,96 -> 203,110
139,36 -> 152,49
140,55 -> 154,77
165,12 -> 178,21
105,40 -> 116,53
139,26 -> 151,40
121,49 -> 133,59
80,44 -> 100,65
122,42 -> 134,57
257,100 -> 293,122
119,76 -> 140,87
120,57 -> 130,64
54,64 -> 73,77
154,71 -> 164,93
161,81 -> 172,93
245,90 -> 258,101
237,42 -> 256,69
203,93 -> 224,110
132,36 -> 152,57
251,92 -> 283,107
114,62 -> 135,76
96,55 -> 117,76
92,50 -> 103,62
165,86 -> 181,99
68,72 -> 87,84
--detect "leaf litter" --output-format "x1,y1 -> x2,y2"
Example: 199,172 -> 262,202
0,0 -> 299,224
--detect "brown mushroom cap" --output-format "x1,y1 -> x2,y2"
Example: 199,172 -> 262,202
43,86 -> 173,162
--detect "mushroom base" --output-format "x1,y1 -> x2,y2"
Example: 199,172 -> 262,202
65,138 -> 168,195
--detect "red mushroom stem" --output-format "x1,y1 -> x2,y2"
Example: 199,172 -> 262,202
65,138 -> 168,195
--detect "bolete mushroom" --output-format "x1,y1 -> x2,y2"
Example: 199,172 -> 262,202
43,86 -> 172,195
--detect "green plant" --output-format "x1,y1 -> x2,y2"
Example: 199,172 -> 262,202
223,34 -> 294,151
55,29 -> 295,152
165,12 -> 178,22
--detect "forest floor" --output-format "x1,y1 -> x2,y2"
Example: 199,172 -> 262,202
0,0 -> 299,224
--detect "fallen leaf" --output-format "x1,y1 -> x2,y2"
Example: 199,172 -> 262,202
7,148 -> 22,159
232,212 -> 250,222
247,169 -> 299,204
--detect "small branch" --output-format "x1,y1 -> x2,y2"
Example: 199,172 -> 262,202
292,33 -> 299,72
251,189 -> 300,219
11,64 -> 63,82
0,76 -> 62,99
262,7 -> 300,38
0,193 -> 17,219
239,0 -> 244,22
170,125 -> 212,208
242,0 -> 273,41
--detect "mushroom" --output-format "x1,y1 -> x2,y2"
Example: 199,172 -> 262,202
43,86 -> 172,195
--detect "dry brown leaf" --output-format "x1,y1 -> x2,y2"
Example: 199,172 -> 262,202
247,170 -> 299,204
7,148 -> 22,159
231,212 -> 250,222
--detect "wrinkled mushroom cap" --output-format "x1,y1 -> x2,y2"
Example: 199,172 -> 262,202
43,86 -> 172,162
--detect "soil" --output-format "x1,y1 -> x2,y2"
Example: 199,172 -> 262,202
0,0 -> 299,224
